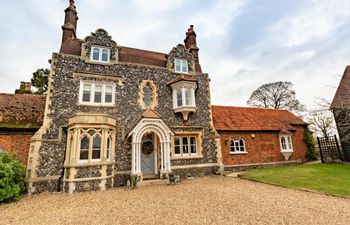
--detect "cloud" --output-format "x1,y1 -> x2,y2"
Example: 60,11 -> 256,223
0,0 -> 348,111
270,0 -> 349,47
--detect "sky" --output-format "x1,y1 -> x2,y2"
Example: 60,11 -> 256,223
0,0 -> 349,109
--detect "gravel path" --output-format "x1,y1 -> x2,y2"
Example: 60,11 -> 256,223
1,176 -> 350,225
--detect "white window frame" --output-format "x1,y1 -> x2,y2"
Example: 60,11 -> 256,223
279,135 -> 293,152
174,58 -> 189,74
173,136 -> 197,157
229,138 -> 247,154
90,46 -> 110,63
79,80 -> 115,106
173,87 -> 196,108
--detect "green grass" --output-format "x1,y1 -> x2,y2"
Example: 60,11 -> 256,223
240,163 -> 350,197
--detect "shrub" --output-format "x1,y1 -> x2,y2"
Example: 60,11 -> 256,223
304,128 -> 318,160
0,152 -> 27,203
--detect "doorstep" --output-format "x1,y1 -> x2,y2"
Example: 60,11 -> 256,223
137,179 -> 169,187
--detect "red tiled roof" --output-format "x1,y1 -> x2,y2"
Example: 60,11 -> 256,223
331,65 -> 350,108
119,46 -> 167,67
212,105 -> 306,132
0,94 -> 46,129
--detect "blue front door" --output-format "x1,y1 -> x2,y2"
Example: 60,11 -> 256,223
141,140 -> 155,175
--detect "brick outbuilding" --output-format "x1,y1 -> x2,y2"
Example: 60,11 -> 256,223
0,85 -> 45,164
212,106 -> 308,171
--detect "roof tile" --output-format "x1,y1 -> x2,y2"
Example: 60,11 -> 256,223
212,105 -> 306,131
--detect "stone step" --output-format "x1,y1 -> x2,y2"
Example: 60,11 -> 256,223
137,179 -> 169,187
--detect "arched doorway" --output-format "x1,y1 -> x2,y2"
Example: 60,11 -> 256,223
128,117 -> 173,179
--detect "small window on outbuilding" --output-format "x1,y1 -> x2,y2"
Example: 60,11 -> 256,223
229,138 -> 247,154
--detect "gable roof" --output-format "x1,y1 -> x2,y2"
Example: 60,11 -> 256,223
212,105 -> 306,132
59,41 -> 168,68
0,94 -> 46,129
331,65 -> 350,108
119,46 -> 167,67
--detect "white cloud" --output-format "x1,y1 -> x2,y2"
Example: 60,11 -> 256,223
270,0 -> 349,47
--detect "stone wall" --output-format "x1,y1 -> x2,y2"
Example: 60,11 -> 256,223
31,37 -> 218,193
218,126 -> 308,166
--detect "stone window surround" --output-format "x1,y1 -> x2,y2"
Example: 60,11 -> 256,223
138,80 -> 158,110
171,132 -> 203,160
90,46 -> 110,63
229,137 -> 247,155
174,58 -> 189,74
65,113 -> 116,167
279,135 -> 294,152
78,80 -> 116,106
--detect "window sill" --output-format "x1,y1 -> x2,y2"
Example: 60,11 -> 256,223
281,150 -> 294,153
64,160 -> 115,168
77,103 -> 116,108
88,59 -> 111,65
230,152 -> 248,155
171,155 -> 203,160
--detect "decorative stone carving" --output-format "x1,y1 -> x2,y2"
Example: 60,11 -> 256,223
83,29 -> 118,62
167,44 -> 195,73
138,80 -> 158,109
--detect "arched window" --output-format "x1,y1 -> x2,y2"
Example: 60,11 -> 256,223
280,135 -> 293,151
143,85 -> 152,107
229,138 -> 246,153
79,135 -> 89,160
92,135 -> 101,160
106,136 -> 112,160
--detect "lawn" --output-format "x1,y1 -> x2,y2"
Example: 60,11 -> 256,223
240,163 -> 350,197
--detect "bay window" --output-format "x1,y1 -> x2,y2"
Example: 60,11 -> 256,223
279,134 -> 294,161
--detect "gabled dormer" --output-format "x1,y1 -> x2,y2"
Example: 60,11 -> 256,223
82,29 -> 118,64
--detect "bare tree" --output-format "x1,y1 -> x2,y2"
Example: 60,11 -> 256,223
247,81 -> 305,112
307,98 -> 336,138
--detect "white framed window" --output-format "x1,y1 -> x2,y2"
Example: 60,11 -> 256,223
174,59 -> 188,74
280,135 -> 293,151
174,88 -> 195,108
229,138 -> 247,154
79,81 -> 115,106
90,46 -> 110,63
174,136 -> 197,157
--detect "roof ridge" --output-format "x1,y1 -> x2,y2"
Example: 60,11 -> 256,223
211,105 -> 289,111
119,46 -> 167,56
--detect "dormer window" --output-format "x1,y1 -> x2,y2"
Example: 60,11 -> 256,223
91,47 -> 110,63
174,59 -> 188,74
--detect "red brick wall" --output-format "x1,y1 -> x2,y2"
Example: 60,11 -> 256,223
0,131 -> 35,165
219,126 -> 308,166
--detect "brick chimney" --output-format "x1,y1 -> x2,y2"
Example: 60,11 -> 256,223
184,25 -> 201,73
61,0 -> 78,44
15,81 -> 32,94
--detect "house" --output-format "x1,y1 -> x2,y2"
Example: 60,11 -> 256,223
212,106 -> 308,171
0,1 -> 310,194
331,65 -> 350,162
0,82 -> 45,164
25,0 -> 221,194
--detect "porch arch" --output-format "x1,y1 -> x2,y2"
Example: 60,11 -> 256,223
128,118 -> 173,176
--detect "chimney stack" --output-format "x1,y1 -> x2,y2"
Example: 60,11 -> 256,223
61,0 -> 78,44
15,81 -> 32,94
184,25 -> 201,73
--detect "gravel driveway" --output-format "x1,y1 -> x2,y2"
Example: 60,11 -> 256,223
1,176 -> 349,225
